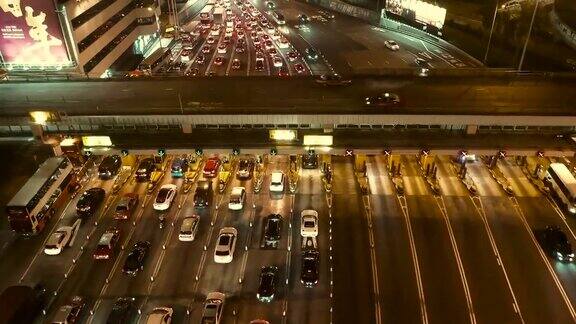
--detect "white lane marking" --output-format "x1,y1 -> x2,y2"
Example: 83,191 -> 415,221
509,196 -> 576,320
397,194 -> 429,324
362,195 -> 382,324
434,196 -> 476,324
471,196 -> 525,323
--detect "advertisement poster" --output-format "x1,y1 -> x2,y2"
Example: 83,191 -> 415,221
0,0 -> 69,65
385,0 -> 447,29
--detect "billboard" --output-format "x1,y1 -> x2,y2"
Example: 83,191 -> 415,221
385,0 -> 447,29
0,0 -> 70,65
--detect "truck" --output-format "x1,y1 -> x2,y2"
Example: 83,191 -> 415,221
213,7 -> 226,25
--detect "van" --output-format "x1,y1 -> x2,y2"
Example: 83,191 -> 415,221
179,215 -> 200,241
269,172 -> 284,192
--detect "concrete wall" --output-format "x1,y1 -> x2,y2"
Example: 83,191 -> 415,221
550,9 -> 576,51
72,0 -> 133,42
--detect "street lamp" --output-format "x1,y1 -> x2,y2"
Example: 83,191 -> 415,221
484,0 -> 500,64
518,0 -> 540,71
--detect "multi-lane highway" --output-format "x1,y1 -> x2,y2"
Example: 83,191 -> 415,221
3,151 -> 576,323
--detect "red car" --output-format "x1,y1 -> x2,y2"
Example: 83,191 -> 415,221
203,157 -> 221,177
277,67 -> 289,77
294,63 -> 305,74
93,229 -> 120,260
114,193 -> 139,220
214,57 -> 225,66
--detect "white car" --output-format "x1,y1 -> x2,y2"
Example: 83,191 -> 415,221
202,292 -> 225,324
211,27 -> 221,36
277,37 -> 289,49
153,184 -> 177,211
272,56 -> 283,68
384,40 -> 400,51
218,44 -> 227,54
300,210 -> 319,238
228,187 -> 246,210
44,226 -> 73,255
271,31 -> 281,40
146,306 -> 173,324
179,215 -> 200,242
269,172 -> 284,192
225,27 -> 234,37
214,227 -> 237,263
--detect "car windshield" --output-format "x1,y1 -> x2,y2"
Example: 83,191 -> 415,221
230,197 -> 240,204
157,189 -> 170,203
303,257 -> 316,269
304,220 -> 315,228
218,235 -> 231,245
267,220 -> 280,235
116,205 -> 127,212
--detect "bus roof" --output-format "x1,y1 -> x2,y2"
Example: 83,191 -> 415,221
550,163 -> 576,194
7,157 -> 66,208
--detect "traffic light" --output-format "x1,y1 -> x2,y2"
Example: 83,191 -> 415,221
158,148 -> 166,157
270,147 -> 278,156
121,149 -> 129,156
232,148 -> 240,156
195,148 -> 203,156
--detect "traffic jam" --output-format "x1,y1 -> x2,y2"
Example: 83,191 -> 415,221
6,147 -> 576,323
172,0 -> 328,77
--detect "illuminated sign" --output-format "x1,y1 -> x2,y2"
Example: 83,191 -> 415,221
270,130 -> 297,141
385,0 -> 447,29
82,136 -> 112,147
0,0 -> 70,65
303,135 -> 333,146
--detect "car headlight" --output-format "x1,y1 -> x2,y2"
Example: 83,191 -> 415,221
557,251 -> 564,260
569,207 -> 576,214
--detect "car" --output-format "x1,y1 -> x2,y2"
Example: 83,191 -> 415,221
257,266 -> 278,302
210,26 -> 220,36
145,307 -> 173,324
264,214 -> 282,247
365,92 -> 401,107
294,63 -> 305,73
267,48 -> 277,56
153,184 -> 177,211
301,250 -> 319,287
76,187 -> 105,217
277,67 -> 289,77
44,226 -> 73,256
171,156 -> 189,177
235,45 -> 246,53
318,10 -> 335,19
202,45 -> 212,53
228,187 -> 246,210
51,296 -> 85,324
302,152 -> 318,168
194,180 -> 213,207
316,73 -> 351,86
300,209 -> 319,237
106,297 -> 137,324
98,155 -> 122,179
287,51 -> 298,61
237,30 -> 245,38
298,14 -> 309,24
384,39 -> 400,51
214,56 -> 225,65
250,320 -> 270,324
255,59 -> 264,71
217,44 -> 227,54
179,215 -> 200,241
253,37 -> 261,45
214,227 -> 238,263
136,158 -> 156,182
539,226 -> 574,262
272,56 -> 283,68
201,292 -> 225,324
186,67 -> 200,76
196,55 -> 206,64
266,25 -> 275,33
225,28 -> 234,37
232,58 -> 241,70
266,1 -> 275,9
277,37 -> 289,48
305,47 -> 318,60
93,228 -> 120,260
269,172 -> 284,192
237,159 -> 254,179
414,57 -> 429,67
203,157 -> 221,177
223,35 -> 231,43
261,34 -> 270,41
122,241 -> 151,276
207,36 -> 216,44
114,193 -> 138,220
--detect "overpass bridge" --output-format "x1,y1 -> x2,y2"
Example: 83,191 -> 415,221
1,75 -> 576,155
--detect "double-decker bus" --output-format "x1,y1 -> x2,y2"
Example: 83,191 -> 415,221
272,11 -> 285,25
200,5 -> 215,29
138,47 -> 173,75
6,157 -> 74,235
544,163 -> 576,214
